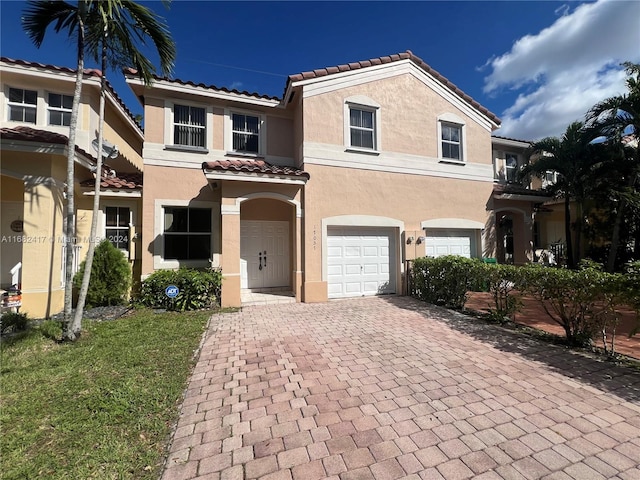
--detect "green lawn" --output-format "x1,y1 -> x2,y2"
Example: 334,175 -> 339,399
0,309 -> 212,480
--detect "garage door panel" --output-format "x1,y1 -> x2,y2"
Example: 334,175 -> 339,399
426,230 -> 473,259
363,246 -> 379,256
327,227 -> 395,298
345,264 -> 361,275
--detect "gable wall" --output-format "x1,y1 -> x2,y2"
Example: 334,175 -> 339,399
302,73 -> 492,165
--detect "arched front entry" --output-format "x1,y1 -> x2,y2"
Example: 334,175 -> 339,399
240,197 -> 295,290
494,208 -> 533,265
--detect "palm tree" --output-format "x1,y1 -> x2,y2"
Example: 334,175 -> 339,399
587,62 -> 640,272
73,0 -> 175,333
520,122 -> 597,268
23,0 -> 89,340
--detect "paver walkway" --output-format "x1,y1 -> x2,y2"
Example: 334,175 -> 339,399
161,297 -> 640,480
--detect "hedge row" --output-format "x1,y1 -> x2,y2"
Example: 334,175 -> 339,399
137,268 -> 223,311
411,256 -> 640,351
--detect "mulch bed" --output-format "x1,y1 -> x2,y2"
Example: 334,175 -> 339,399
465,291 -> 640,360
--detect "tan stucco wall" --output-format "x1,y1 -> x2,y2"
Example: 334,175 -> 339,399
140,165 -> 220,276
301,164 -> 493,299
1,152 -> 66,318
303,74 -> 492,164
143,97 -> 165,144
266,116 -> 294,158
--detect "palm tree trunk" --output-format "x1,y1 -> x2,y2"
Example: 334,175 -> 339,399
73,29 -> 107,328
564,195 -> 574,269
607,174 -> 636,272
63,6 -> 86,341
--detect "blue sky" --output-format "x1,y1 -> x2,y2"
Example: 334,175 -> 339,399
1,0 -> 639,140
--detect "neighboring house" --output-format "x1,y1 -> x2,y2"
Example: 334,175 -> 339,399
125,50 -> 503,307
0,57 -> 143,318
489,135 -> 555,265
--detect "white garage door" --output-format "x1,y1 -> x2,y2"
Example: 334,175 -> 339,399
327,228 -> 396,298
425,230 -> 474,258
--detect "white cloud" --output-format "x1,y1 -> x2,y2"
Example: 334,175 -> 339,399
229,81 -> 244,91
484,0 -> 640,140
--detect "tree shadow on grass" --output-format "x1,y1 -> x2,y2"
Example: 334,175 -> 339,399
381,296 -> 640,405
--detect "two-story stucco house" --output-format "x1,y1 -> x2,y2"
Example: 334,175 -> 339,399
1,58 -> 144,318
126,50 -> 505,307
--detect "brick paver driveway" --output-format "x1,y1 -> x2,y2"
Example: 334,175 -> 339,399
162,297 -> 640,480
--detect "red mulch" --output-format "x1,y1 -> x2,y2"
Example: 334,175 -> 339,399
465,291 -> 640,360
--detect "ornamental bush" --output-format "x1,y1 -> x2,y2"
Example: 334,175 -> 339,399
482,263 -> 522,322
412,256 -> 484,310
0,312 -> 28,335
73,240 -> 131,307
517,261 -> 624,347
137,268 -> 222,311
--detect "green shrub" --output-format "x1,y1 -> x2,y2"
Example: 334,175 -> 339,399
137,268 -> 222,311
482,263 -> 522,321
412,256 -> 484,310
1,312 -> 29,335
73,239 -> 131,307
517,262 -> 624,347
39,319 -> 63,341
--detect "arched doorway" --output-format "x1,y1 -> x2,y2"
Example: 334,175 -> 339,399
239,197 -> 295,291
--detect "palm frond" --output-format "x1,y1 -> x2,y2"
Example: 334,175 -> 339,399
22,0 -> 78,48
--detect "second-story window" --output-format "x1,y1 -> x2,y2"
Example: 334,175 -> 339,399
505,153 -> 518,183
441,123 -> 462,161
232,113 -> 260,153
174,104 -> 206,148
8,88 -> 37,123
349,107 -> 376,150
48,93 -> 73,126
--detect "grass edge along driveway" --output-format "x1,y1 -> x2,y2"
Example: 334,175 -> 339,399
0,309 -> 212,480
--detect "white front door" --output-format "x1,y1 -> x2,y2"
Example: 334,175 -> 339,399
241,221 -> 289,289
327,227 -> 395,298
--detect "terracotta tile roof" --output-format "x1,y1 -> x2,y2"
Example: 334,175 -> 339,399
202,159 -> 310,180
286,50 -> 501,125
492,135 -> 533,144
494,183 -> 553,198
1,125 -> 93,159
80,172 -> 143,190
2,126 -> 142,190
124,68 -> 280,102
1,57 -> 142,131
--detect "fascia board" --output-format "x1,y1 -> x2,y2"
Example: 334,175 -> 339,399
295,60 -> 497,132
126,76 -> 281,108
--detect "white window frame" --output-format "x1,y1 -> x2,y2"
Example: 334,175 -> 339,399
344,95 -> 381,154
104,206 -> 132,257
153,199 -> 220,269
437,113 -> 466,163
7,87 -> 37,124
173,103 -> 206,148
543,170 -> 559,188
164,100 -> 212,151
224,109 -> 266,156
505,152 -> 519,183
47,92 -> 73,127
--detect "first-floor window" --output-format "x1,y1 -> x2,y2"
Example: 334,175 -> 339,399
441,123 -> 462,161
163,207 -> 211,260
105,206 -> 130,251
8,87 -> 37,123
